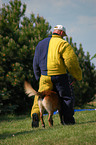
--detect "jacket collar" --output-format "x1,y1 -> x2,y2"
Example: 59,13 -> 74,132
52,33 -> 62,38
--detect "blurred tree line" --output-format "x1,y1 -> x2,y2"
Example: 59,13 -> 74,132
0,0 -> 96,115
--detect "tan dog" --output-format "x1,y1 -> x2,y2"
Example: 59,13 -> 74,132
24,81 -> 63,127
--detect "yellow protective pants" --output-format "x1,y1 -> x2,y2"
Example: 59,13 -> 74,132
31,75 -> 53,119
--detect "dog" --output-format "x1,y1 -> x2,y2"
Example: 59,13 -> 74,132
24,81 -> 64,128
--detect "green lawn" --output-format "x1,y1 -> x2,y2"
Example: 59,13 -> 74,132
0,111 -> 96,145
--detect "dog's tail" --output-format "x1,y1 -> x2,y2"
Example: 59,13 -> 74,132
24,81 -> 40,97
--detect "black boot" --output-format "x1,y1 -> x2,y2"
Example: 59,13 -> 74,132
32,113 -> 39,128
64,116 -> 75,125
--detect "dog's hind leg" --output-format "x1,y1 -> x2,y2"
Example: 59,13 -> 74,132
48,113 -> 53,127
38,99 -> 45,128
40,112 -> 45,128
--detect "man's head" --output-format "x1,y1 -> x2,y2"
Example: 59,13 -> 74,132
53,25 -> 67,38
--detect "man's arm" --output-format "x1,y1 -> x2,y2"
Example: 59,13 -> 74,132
33,46 -> 41,81
60,41 -> 82,81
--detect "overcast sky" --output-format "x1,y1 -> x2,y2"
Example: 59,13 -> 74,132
1,0 -> 96,66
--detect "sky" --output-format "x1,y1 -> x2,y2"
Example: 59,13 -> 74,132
1,0 -> 96,67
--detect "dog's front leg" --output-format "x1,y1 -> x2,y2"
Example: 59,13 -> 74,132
58,110 -> 65,125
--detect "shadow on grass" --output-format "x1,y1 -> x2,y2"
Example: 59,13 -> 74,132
76,120 -> 96,125
0,115 -> 30,123
0,130 -> 33,139
0,128 -> 46,140
0,120 -> 96,140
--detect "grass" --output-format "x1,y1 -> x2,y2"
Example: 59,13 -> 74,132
0,110 -> 96,145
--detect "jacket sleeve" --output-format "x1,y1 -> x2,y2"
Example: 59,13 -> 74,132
59,41 -> 82,81
33,46 -> 41,81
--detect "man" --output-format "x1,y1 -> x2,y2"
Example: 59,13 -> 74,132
31,25 -> 82,127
